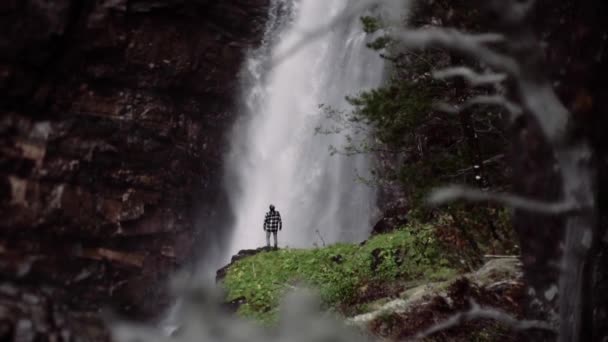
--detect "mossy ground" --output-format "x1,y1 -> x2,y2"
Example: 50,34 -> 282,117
221,223 -> 457,324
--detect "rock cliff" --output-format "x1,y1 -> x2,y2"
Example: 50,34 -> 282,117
0,0 -> 269,334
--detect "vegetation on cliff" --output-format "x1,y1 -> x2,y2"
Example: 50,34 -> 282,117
218,229 -> 528,340
317,9 -> 518,272
221,222 -> 456,324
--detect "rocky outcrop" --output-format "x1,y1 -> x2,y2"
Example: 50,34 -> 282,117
348,258 -> 528,340
216,247 -> 275,283
0,0 -> 269,331
370,206 -> 408,236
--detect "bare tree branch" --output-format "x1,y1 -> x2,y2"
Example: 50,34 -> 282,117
428,185 -> 579,215
413,301 -> 557,340
433,67 -> 507,86
393,28 -> 520,76
435,95 -> 522,118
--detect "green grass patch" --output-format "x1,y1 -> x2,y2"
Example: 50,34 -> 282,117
221,223 -> 456,324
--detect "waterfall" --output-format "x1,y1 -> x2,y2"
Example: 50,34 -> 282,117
224,0 -> 398,257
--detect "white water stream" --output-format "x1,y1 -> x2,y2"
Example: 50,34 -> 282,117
224,0 -> 402,258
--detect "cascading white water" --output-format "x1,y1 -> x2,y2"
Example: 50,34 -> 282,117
225,0 -> 400,257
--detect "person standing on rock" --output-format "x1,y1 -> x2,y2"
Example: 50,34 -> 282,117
263,204 -> 282,249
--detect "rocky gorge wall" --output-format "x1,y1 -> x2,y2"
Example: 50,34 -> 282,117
0,0 -> 269,334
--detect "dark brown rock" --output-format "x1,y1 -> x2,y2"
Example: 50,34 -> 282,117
0,0 -> 270,335
0,283 -> 111,341
221,296 -> 247,314
371,204 -> 409,236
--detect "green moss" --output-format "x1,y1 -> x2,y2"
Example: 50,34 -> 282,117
221,223 -> 456,324
360,16 -> 381,34
425,266 -> 458,281
468,323 -> 513,342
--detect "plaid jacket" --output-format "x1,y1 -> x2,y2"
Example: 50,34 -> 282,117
264,210 -> 282,232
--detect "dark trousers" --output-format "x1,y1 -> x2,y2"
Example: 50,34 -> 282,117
266,230 -> 277,247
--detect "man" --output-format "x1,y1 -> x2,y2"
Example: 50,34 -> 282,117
263,204 -> 282,249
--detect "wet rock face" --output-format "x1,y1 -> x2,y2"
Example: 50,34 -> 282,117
0,283 -> 110,342
0,0 -> 269,324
